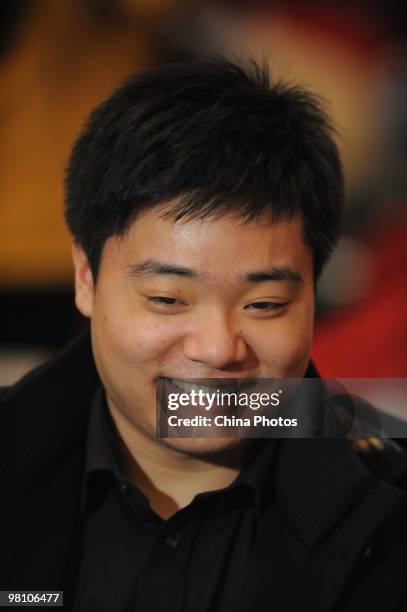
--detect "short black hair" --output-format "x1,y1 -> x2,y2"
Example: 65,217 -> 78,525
65,57 -> 344,281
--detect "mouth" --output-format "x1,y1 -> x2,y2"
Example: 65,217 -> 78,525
156,377 -> 266,419
158,377 -> 258,394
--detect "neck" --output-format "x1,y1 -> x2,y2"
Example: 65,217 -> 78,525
107,397 -> 253,519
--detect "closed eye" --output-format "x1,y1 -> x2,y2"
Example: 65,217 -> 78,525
245,302 -> 287,311
148,296 -> 184,305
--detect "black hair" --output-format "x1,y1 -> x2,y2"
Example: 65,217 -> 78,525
65,57 -> 344,281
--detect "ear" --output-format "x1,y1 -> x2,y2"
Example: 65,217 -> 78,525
71,240 -> 95,318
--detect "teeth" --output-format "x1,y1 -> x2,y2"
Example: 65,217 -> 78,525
169,379 -> 235,395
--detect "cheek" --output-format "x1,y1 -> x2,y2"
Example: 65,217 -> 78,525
280,306 -> 314,374
92,295 -> 182,370
259,325 -> 311,365
250,301 -> 314,374
281,324 -> 313,374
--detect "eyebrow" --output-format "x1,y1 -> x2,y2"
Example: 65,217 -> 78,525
245,268 -> 303,285
127,260 -> 195,278
126,259 -> 304,285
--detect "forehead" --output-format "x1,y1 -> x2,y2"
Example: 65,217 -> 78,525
103,206 -> 312,280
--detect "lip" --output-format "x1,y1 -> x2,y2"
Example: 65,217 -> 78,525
158,377 -> 243,416
157,376 -> 260,392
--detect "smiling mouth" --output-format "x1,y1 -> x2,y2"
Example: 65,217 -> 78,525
158,377 -> 258,394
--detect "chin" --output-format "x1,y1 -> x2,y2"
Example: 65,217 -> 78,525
161,436 -> 247,458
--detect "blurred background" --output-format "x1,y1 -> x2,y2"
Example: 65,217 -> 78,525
1,0 -> 406,385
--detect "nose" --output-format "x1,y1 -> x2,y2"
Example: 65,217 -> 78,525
183,311 -> 248,370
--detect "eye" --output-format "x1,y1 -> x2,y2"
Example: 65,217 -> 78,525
247,302 -> 284,310
146,296 -> 188,313
149,296 -> 181,305
245,302 -> 287,313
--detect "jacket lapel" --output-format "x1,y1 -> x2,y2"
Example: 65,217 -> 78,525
237,438 -> 407,612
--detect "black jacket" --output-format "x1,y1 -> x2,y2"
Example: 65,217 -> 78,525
1,330 -> 407,611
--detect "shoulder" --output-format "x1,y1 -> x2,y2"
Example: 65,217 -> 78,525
353,437 -> 407,488
0,330 -> 100,501
0,386 -> 10,400
0,329 -> 98,407
320,382 -> 407,483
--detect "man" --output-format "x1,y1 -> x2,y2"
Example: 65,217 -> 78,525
1,58 -> 407,611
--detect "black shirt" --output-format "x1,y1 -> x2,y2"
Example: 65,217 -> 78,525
73,386 -> 278,612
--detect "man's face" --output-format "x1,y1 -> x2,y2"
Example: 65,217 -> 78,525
72,204 -> 314,456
